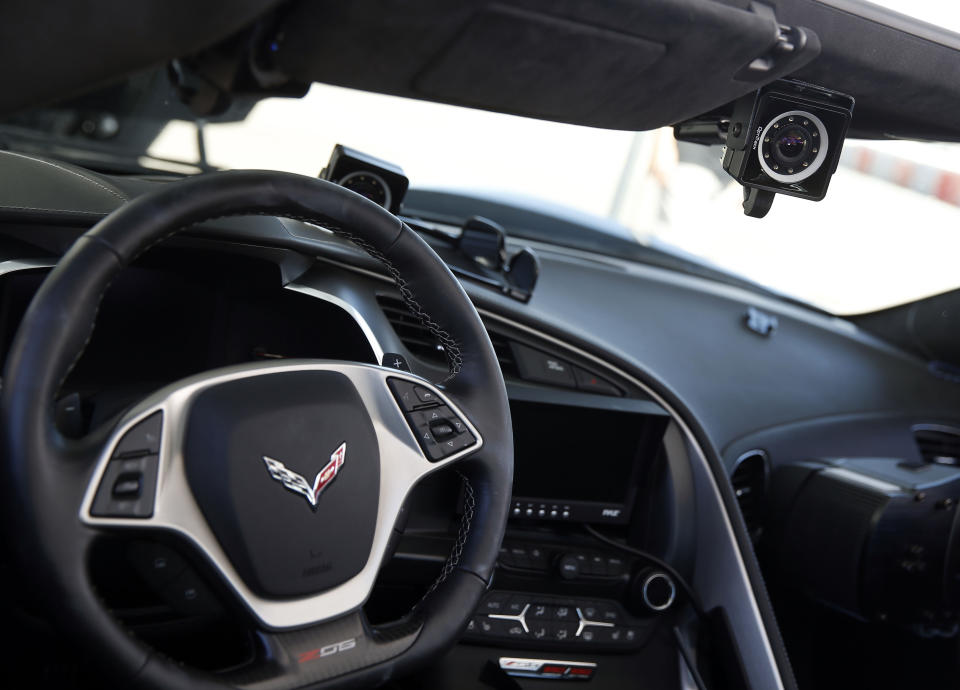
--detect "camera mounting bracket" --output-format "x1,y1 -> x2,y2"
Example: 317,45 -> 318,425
742,187 -> 775,218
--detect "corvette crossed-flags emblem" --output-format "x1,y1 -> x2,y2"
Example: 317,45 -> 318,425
262,442 -> 346,509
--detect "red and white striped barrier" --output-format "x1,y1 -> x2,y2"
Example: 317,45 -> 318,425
841,144 -> 960,206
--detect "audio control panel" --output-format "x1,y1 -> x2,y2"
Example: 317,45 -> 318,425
498,541 -> 629,581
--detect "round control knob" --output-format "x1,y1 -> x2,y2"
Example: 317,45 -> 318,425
557,554 -> 580,580
640,571 -> 676,612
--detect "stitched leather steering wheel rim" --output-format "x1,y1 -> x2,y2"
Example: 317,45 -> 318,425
0,170 -> 513,688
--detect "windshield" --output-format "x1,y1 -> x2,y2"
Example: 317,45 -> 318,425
5,75 -> 960,315
138,83 -> 960,315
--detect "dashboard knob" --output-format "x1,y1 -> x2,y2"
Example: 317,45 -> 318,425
638,570 -> 676,612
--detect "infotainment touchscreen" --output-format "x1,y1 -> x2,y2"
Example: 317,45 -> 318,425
509,399 -> 667,524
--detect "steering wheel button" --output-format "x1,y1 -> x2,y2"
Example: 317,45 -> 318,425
448,431 -> 476,452
404,405 -> 475,460
413,386 -> 436,403
429,421 -> 455,439
387,378 -> 418,411
381,352 -> 411,372
424,406 -> 449,423
112,411 -> 162,458
161,569 -> 219,617
128,541 -> 187,589
424,438 -> 447,461
112,473 -> 142,498
441,438 -> 458,452
91,455 -> 158,518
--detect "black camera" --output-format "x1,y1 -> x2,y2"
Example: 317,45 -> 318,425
770,457 -> 960,634
722,79 -> 854,217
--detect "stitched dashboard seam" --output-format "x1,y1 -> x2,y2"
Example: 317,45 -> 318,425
0,205 -> 107,215
2,150 -> 129,202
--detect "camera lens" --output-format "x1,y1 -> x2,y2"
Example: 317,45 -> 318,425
775,127 -> 808,160
758,110 -> 828,183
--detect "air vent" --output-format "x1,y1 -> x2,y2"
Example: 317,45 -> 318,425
731,450 -> 768,541
377,295 -> 519,377
914,426 -> 960,466
487,331 -> 520,379
377,295 -> 447,366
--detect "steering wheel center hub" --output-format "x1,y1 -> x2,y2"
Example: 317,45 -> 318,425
183,370 -> 380,599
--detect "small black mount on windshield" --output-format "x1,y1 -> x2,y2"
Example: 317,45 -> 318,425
459,216 -> 507,268
320,144 -> 539,303
453,216 -> 540,303
676,79 -> 854,219
406,214 -> 540,303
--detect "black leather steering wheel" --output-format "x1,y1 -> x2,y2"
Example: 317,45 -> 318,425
0,171 -> 513,688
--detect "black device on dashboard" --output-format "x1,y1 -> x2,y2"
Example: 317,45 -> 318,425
508,399 -> 667,525
721,79 -> 854,218
319,144 -> 409,214
770,456 -> 960,632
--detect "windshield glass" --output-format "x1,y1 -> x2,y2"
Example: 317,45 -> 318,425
862,0 -> 960,34
142,83 -> 960,315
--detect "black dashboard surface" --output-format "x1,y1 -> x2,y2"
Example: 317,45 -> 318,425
472,243 -> 960,455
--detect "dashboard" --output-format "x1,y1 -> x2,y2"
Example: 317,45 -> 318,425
2,149 -> 960,690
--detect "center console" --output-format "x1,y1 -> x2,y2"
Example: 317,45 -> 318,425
456,385 -> 683,673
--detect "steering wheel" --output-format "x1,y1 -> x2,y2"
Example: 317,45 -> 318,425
0,171 -> 513,688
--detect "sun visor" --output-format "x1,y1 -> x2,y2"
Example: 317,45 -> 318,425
271,0 -> 820,131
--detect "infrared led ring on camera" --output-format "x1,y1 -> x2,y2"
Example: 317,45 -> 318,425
757,110 -> 829,183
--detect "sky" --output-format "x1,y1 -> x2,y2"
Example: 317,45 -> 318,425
864,0 -> 960,33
